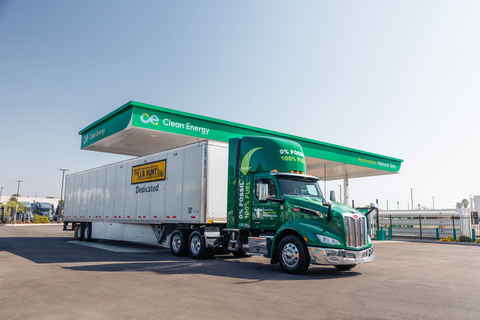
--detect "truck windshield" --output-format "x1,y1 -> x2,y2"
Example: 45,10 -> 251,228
277,176 -> 324,199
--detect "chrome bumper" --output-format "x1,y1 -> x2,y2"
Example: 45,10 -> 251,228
307,246 -> 375,266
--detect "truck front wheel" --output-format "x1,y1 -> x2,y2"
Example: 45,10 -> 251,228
278,235 -> 310,274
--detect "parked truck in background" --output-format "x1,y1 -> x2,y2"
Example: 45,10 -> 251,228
32,202 -> 54,220
64,136 -> 375,274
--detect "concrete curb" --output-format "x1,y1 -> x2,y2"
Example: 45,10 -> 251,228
0,223 -> 63,227
373,239 -> 480,246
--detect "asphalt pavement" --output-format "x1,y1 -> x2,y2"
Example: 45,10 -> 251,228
1,224 -> 479,320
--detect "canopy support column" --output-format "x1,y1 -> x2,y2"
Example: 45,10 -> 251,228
343,170 -> 349,206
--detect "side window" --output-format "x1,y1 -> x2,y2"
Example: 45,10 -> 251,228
255,179 -> 277,199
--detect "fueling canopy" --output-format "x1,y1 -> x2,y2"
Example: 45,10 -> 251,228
79,101 -> 402,204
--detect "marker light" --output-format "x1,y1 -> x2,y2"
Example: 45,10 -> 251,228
270,169 -> 277,172
300,171 -> 304,174
290,170 -> 294,173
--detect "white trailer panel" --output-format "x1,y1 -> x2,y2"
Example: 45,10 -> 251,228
64,141 -> 228,226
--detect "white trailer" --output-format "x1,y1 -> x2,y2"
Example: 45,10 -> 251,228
64,141 -> 228,248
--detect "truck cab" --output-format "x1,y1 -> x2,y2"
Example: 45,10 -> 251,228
226,136 -> 375,274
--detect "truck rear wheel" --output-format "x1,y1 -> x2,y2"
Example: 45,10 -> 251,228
188,231 -> 209,259
84,223 -> 92,242
170,230 -> 189,256
278,235 -> 310,275
76,223 -> 85,241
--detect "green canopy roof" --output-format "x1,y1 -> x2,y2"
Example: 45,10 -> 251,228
79,101 -> 402,180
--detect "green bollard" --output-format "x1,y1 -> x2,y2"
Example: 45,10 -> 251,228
389,225 -> 392,240
376,226 -> 386,241
453,228 -> 457,241
436,227 -> 439,240
472,229 -> 476,242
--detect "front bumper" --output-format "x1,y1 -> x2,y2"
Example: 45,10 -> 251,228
307,246 -> 375,266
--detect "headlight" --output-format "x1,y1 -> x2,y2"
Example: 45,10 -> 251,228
317,235 -> 341,245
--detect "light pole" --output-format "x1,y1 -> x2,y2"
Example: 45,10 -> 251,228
397,201 -> 399,210
338,185 -> 342,203
0,187 -> 4,222
433,196 -> 435,210
14,180 -> 23,224
410,188 -> 414,211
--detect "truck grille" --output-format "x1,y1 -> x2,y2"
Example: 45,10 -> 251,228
344,215 -> 367,248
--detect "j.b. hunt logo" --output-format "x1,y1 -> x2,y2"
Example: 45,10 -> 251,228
131,160 -> 166,185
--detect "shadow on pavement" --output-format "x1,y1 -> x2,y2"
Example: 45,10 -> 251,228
1,235 -> 362,281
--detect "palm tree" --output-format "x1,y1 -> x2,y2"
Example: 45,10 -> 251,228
4,197 -> 27,222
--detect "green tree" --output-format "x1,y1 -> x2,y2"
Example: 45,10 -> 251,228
46,196 -> 55,199
11,193 -> 20,198
461,198 -> 469,209
3,197 -> 27,222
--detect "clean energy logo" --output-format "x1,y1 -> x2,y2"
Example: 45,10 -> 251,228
140,113 -> 159,125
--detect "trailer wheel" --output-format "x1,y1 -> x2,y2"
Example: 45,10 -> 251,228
76,223 -> 85,241
84,223 -> 92,242
335,265 -> 356,271
188,231 -> 209,259
278,235 -> 310,275
170,230 -> 189,256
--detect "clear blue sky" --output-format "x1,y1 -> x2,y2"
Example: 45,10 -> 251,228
1,1 -> 479,209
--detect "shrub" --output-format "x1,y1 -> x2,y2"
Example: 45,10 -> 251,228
33,214 -> 49,224
458,235 -> 472,243
439,235 -> 456,242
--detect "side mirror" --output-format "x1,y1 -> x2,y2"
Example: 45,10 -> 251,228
365,203 -> 378,216
322,198 -> 333,222
330,190 -> 336,202
258,183 -> 268,202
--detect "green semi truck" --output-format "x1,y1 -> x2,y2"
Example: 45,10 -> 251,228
65,135 -> 375,274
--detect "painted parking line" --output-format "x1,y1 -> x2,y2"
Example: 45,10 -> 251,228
68,241 -> 162,253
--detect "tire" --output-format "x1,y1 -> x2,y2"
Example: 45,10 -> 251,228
278,235 -> 310,275
170,230 -> 189,256
335,265 -> 356,271
84,223 -> 92,242
76,223 -> 85,241
188,231 -> 209,259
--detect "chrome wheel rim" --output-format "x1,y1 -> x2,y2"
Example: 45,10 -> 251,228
282,243 -> 299,268
190,234 -> 201,256
172,233 -> 182,253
